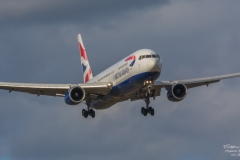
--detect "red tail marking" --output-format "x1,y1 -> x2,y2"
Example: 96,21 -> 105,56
85,74 -> 89,83
85,69 -> 92,83
78,42 -> 88,61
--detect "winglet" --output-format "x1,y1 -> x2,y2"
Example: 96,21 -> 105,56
77,34 -> 93,83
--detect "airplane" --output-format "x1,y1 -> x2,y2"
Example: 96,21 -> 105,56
0,34 -> 240,118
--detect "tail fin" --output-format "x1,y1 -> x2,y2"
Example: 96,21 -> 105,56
77,34 -> 93,83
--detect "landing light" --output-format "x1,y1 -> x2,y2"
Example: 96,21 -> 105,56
107,82 -> 113,88
145,79 -> 153,85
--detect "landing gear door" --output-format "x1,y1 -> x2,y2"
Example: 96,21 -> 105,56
112,64 -> 119,85
111,70 -> 116,85
137,55 -> 144,69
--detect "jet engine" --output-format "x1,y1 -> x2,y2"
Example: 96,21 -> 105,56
64,86 -> 85,105
167,83 -> 188,102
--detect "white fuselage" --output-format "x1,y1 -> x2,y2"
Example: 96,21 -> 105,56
87,49 -> 162,109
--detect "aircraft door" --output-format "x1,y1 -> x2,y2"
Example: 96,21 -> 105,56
113,63 -> 120,85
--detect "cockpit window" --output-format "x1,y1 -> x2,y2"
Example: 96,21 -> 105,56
138,54 -> 160,60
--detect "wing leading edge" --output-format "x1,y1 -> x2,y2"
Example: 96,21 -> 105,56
0,82 -> 112,97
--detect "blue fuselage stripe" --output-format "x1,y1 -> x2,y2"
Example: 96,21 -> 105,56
90,71 -> 160,109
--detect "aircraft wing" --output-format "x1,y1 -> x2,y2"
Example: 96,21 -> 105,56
0,82 -> 112,97
154,72 -> 240,90
131,72 -> 240,101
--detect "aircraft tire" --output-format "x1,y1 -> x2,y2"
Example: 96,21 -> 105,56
141,107 -> 145,115
143,108 -> 147,116
82,109 -> 85,117
149,107 -> 154,116
89,109 -> 95,118
82,109 -> 88,118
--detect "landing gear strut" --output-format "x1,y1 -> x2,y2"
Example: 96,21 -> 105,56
141,82 -> 155,116
141,97 -> 154,116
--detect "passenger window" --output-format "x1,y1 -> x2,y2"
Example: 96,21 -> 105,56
146,55 -> 151,58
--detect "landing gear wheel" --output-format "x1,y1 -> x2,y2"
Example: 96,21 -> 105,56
82,109 -> 85,116
89,109 -> 95,118
143,108 -> 147,116
82,109 -> 88,118
149,107 -> 154,116
141,107 -> 145,115
141,107 -> 147,116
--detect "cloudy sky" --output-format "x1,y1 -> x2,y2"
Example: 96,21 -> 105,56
1,0 -> 240,159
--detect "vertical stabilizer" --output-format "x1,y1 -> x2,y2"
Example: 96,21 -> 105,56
77,34 -> 93,83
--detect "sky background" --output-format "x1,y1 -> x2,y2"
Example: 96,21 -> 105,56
1,0 -> 240,159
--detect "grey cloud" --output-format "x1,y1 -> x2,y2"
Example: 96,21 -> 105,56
0,0 -> 169,29
1,0 -> 240,160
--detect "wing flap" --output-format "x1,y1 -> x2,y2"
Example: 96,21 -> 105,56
184,80 -> 219,89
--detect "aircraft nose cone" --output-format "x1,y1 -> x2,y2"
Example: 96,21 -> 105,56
147,58 -> 161,71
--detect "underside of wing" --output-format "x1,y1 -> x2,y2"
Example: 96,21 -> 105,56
0,82 -> 112,97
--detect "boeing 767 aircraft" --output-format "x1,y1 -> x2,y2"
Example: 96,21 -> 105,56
0,34 -> 240,118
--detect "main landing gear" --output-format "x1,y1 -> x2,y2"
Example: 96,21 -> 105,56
141,79 -> 155,116
82,95 -> 95,118
141,96 -> 154,116
82,108 -> 95,118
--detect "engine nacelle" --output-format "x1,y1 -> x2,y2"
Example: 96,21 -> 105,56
167,83 -> 188,102
64,86 -> 85,105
